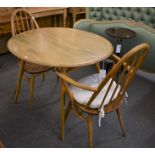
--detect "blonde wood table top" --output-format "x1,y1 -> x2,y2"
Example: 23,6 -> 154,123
8,27 -> 113,68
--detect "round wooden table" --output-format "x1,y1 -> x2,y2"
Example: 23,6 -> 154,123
8,27 -> 113,68
7,27 -> 114,141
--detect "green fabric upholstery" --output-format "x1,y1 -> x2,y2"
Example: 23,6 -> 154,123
88,7 -> 155,28
73,19 -> 155,73
74,8 -> 155,73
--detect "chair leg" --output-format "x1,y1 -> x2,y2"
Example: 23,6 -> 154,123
115,108 -> 126,137
15,61 -> 24,104
95,63 -> 100,73
87,114 -> 93,147
60,84 -> 65,141
65,102 -> 72,122
29,74 -> 35,110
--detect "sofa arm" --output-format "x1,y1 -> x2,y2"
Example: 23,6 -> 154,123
73,19 -> 93,32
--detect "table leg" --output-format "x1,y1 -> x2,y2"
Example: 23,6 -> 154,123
63,9 -> 67,27
60,79 -> 65,141
59,14 -> 62,27
53,16 -> 57,27
72,13 -> 76,24
15,60 -> 24,104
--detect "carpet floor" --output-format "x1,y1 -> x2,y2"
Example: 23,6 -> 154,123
0,53 -> 155,148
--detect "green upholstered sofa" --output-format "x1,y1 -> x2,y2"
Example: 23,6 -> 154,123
73,7 -> 155,73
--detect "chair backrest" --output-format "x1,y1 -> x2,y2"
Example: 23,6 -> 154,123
87,43 -> 149,111
11,8 -> 39,36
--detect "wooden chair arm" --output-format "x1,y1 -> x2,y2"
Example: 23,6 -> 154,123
112,54 -> 131,71
111,54 -> 121,61
56,72 -> 97,92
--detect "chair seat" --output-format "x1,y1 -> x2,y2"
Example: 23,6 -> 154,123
23,62 -> 51,74
70,71 -> 120,109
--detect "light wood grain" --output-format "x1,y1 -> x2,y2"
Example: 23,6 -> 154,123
24,7 -> 68,27
25,7 -> 68,14
8,27 -> 113,68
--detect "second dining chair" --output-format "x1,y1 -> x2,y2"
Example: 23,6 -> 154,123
57,43 -> 149,147
11,9 -> 52,109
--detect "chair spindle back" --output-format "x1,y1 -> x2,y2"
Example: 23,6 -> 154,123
11,8 -> 39,36
87,43 -> 149,111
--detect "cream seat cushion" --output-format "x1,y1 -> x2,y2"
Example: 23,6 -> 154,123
70,71 -> 120,109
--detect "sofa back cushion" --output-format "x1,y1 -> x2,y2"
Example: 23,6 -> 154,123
88,7 -> 155,28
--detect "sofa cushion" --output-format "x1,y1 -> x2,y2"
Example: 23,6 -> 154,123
88,7 -> 155,28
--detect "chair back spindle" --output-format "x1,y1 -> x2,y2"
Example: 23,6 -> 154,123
86,43 -> 149,111
11,9 -> 39,36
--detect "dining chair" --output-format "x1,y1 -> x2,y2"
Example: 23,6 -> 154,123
11,8 -> 52,109
57,43 -> 149,147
